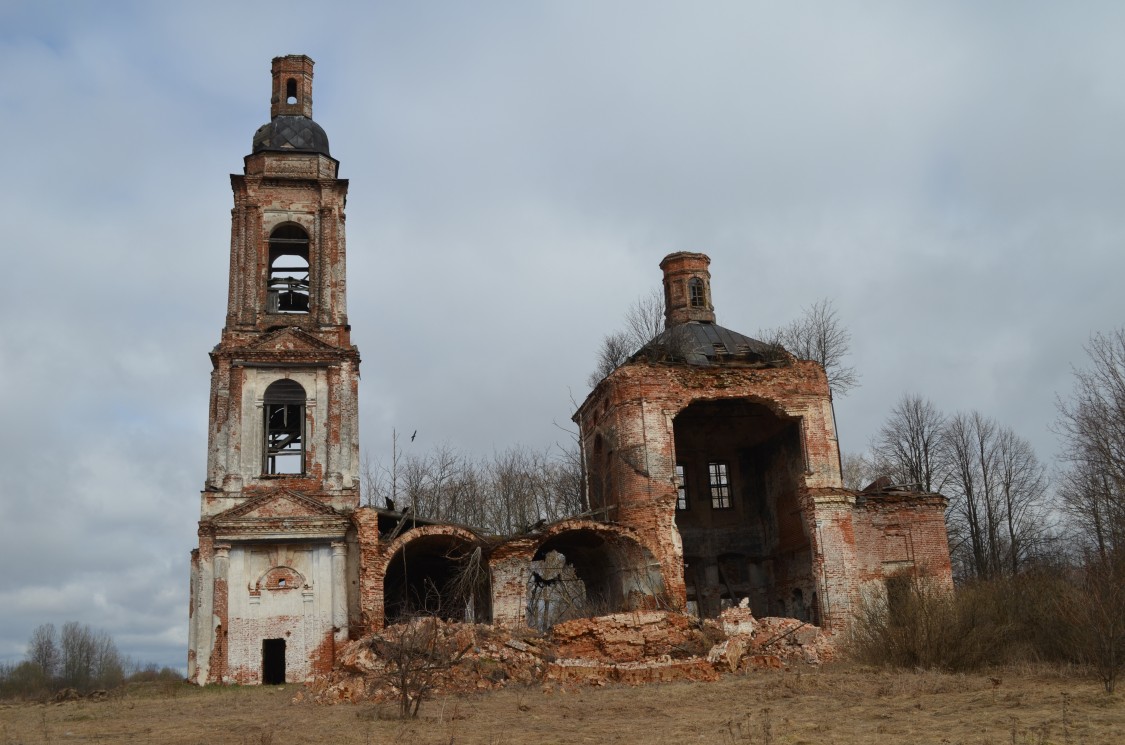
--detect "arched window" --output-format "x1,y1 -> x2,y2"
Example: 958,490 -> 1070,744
688,278 -> 705,308
285,78 -> 298,105
263,379 -> 306,475
267,225 -> 309,314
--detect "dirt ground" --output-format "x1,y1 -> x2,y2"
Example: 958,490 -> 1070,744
0,664 -> 1121,744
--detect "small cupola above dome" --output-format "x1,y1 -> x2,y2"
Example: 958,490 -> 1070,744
251,54 -> 331,156
661,251 -> 715,327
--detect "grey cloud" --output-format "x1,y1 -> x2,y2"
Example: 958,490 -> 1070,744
2,1 -> 1123,669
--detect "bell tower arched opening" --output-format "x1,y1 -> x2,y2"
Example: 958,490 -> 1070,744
262,379 -> 306,475
267,224 -> 310,314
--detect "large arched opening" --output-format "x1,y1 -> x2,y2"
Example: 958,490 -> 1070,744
672,398 -> 815,620
382,529 -> 491,625
525,524 -> 664,631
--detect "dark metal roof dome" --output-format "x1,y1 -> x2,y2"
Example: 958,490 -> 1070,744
252,115 -> 330,156
637,322 -> 779,366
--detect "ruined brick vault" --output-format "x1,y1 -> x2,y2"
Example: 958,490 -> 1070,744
187,56 -> 954,686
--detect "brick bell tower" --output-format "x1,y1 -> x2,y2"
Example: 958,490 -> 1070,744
188,56 -> 360,685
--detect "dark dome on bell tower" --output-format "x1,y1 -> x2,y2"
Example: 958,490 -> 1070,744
250,55 -> 331,156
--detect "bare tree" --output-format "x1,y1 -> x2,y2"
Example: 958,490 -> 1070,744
1051,327 -> 1125,692
588,289 -> 665,386
762,298 -> 859,397
840,451 -> 878,491
1057,328 -> 1125,561
27,624 -> 58,680
1058,555 -> 1125,693
371,617 -> 472,718
994,426 -> 1051,574
941,412 -> 1051,579
1060,458 -> 1125,564
362,441 -> 585,536
58,622 -> 122,692
623,287 -> 666,344
871,394 -> 946,493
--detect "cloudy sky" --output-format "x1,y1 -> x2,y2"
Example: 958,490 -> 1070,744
1,1 -> 1122,670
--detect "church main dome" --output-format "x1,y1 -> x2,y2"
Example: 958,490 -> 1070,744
252,115 -> 330,156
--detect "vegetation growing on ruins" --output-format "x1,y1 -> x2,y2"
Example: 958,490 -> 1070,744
849,327 -> 1125,692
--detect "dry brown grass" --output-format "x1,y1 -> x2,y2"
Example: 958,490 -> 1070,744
1,663 -> 1122,744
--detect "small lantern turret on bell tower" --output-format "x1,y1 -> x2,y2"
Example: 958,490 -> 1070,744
270,54 -> 315,119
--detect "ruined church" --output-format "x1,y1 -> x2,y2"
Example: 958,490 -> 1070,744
188,56 -> 953,685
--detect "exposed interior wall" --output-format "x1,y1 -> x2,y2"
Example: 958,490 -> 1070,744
574,360 -> 843,616
525,525 -> 665,630
673,399 -> 815,619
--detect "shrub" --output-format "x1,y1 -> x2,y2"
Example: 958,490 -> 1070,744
848,571 -> 1077,671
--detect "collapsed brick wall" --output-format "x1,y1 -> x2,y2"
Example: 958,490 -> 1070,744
352,513 -> 667,635
853,493 -> 953,593
305,608 -> 835,703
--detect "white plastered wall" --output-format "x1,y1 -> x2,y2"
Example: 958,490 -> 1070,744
224,543 -> 336,683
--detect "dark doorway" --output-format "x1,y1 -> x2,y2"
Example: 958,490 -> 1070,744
262,638 -> 285,685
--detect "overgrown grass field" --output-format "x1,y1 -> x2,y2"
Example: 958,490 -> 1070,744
1,663 -> 1121,744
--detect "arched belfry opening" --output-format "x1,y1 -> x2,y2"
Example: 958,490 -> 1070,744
672,398 -> 814,620
267,225 -> 310,314
262,379 -> 306,475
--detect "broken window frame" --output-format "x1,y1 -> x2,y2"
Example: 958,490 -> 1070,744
688,277 -> 705,308
675,464 -> 688,510
267,225 -> 311,314
262,379 -> 306,476
708,461 -> 732,509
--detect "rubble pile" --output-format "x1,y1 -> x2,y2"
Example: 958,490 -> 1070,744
546,610 -> 724,685
550,610 -> 721,662
304,619 -> 551,704
306,608 -> 835,703
749,616 -> 837,666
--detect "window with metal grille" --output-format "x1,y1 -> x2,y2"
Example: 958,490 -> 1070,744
268,225 -> 310,314
675,464 -> 688,510
263,379 -> 305,475
708,462 -> 731,509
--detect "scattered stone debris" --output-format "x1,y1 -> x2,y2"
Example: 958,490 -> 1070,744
52,688 -> 82,703
50,688 -> 110,704
305,608 -> 834,704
